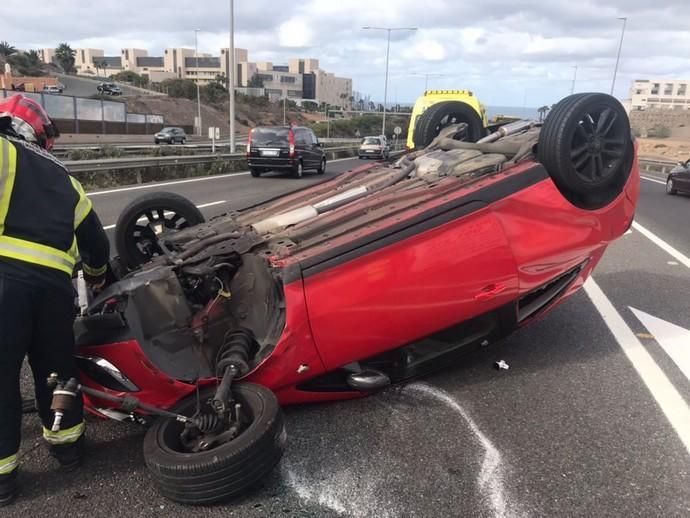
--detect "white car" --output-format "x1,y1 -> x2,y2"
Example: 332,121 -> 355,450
43,85 -> 62,94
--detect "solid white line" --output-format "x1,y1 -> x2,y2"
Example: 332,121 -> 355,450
88,172 -> 249,196
102,200 -> 226,230
86,156 -> 361,197
632,221 -> 690,268
584,278 -> 690,455
640,176 -> 667,185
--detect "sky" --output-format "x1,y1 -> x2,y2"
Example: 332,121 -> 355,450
2,0 -> 689,107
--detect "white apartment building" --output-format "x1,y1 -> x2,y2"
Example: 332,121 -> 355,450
630,79 -> 690,110
38,47 -> 352,107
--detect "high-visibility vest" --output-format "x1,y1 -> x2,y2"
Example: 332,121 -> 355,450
0,136 -> 92,276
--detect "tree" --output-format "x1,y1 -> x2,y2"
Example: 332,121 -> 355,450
247,73 -> 264,88
55,43 -> 76,74
112,70 -> 148,87
0,41 -> 17,57
7,52 -> 44,76
27,50 -> 42,67
537,105 -> 550,122
201,80 -> 228,106
160,78 -> 197,99
357,99 -> 365,111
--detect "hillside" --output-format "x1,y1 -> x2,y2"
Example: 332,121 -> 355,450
124,95 -> 321,135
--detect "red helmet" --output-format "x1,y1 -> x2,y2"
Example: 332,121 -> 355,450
0,94 -> 60,150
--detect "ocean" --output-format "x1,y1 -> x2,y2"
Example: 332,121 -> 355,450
486,106 -> 541,120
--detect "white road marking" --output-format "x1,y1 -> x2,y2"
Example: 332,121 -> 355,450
668,261 -> 679,266
102,200 -> 226,230
624,229 -> 633,235
632,221 -> 690,269
584,278 -> 690,455
86,156 -> 361,196
640,176 -> 667,185
630,308 -> 690,385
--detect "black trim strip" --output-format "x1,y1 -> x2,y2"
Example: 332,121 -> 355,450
298,164 -> 549,279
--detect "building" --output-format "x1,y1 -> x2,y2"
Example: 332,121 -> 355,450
630,79 -> 690,111
37,46 -> 352,108
38,48 -> 56,65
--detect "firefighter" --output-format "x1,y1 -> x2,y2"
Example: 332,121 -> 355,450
0,95 -> 110,506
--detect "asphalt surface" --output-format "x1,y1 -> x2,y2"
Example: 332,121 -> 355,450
57,75 -> 147,99
9,163 -> 690,517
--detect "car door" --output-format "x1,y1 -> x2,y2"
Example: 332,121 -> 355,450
309,130 -> 324,164
303,206 -> 519,370
296,129 -> 315,168
679,161 -> 690,191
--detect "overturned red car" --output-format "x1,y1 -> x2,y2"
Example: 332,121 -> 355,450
65,93 -> 638,504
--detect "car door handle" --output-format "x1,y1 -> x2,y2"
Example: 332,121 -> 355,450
474,283 -> 507,301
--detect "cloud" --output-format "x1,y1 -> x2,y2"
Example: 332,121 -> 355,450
278,19 -> 314,48
2,0 -> 689,106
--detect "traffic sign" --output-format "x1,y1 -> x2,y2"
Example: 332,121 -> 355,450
394,126 -> 402,135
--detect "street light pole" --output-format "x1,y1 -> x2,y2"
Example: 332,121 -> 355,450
571,65 -> 578,95
228,0 -> 235,152
362,26 -> 417,137
611,17 -> 627,96
194,29 -> 202,137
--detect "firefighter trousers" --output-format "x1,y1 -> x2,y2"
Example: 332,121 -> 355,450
0,272 -> 83,475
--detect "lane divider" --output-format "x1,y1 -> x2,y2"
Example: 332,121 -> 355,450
87,156 -> 363,197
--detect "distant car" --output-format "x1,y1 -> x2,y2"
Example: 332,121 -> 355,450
42,85 -> 62,95
358,136 -> 390,159
97,82 -> 122,96
666,159 -> 690,195
154,127 -> 187,145
247,126 -> 326,178
56,82 -> 65,93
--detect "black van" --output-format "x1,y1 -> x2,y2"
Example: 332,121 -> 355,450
247,126 -> 327,178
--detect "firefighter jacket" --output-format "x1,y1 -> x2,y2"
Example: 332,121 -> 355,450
0,134 -> 109,289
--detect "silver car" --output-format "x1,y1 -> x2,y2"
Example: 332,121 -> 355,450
358,136 -> 390,159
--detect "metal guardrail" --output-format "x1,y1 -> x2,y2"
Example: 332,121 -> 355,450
65,145 -> 364,173
638,158 -> 677,176
53,137 -> 362,159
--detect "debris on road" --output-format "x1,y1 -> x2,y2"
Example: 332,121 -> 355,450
494,360 -> 510,371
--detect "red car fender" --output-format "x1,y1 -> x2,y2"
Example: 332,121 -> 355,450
244,277 -> 328,397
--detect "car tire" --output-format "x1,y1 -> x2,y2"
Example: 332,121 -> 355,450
293,160 -> 304,178
115,191 -> 205,270
250,168 -> 262,177
412,101 -> 485,149
317,157 -> 326,174
143,384 -> 286,505
666,178 -> 678,195
154,139 -> 159,145
181,138 -> 186,145
538,93 -> 633,209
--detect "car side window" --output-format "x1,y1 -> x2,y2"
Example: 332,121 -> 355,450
310,131 -> 319,145
296,129 -> 309,146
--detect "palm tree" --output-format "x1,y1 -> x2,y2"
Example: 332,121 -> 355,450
27,50 -> 42,66
55,43 -> 76,74
0,41 -> 17,57
537,105 -> 550,121
101,61 -> 108,77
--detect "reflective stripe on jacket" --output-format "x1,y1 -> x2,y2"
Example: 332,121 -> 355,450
0,136 -> 104,276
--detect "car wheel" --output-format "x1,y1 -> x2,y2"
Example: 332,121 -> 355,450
317,157 -> 326,174
143,384 -> 285,505
293,160 -> 304,178
412,101 -> 485,149
538,93 -> 633,210
666,178 -> 678,195
154,139 -> 159,145
250,168 -> 262,177
115,191 -> 205,270
181,138 -> 186,145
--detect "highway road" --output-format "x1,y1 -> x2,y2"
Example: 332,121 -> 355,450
9,160 -> 690,517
